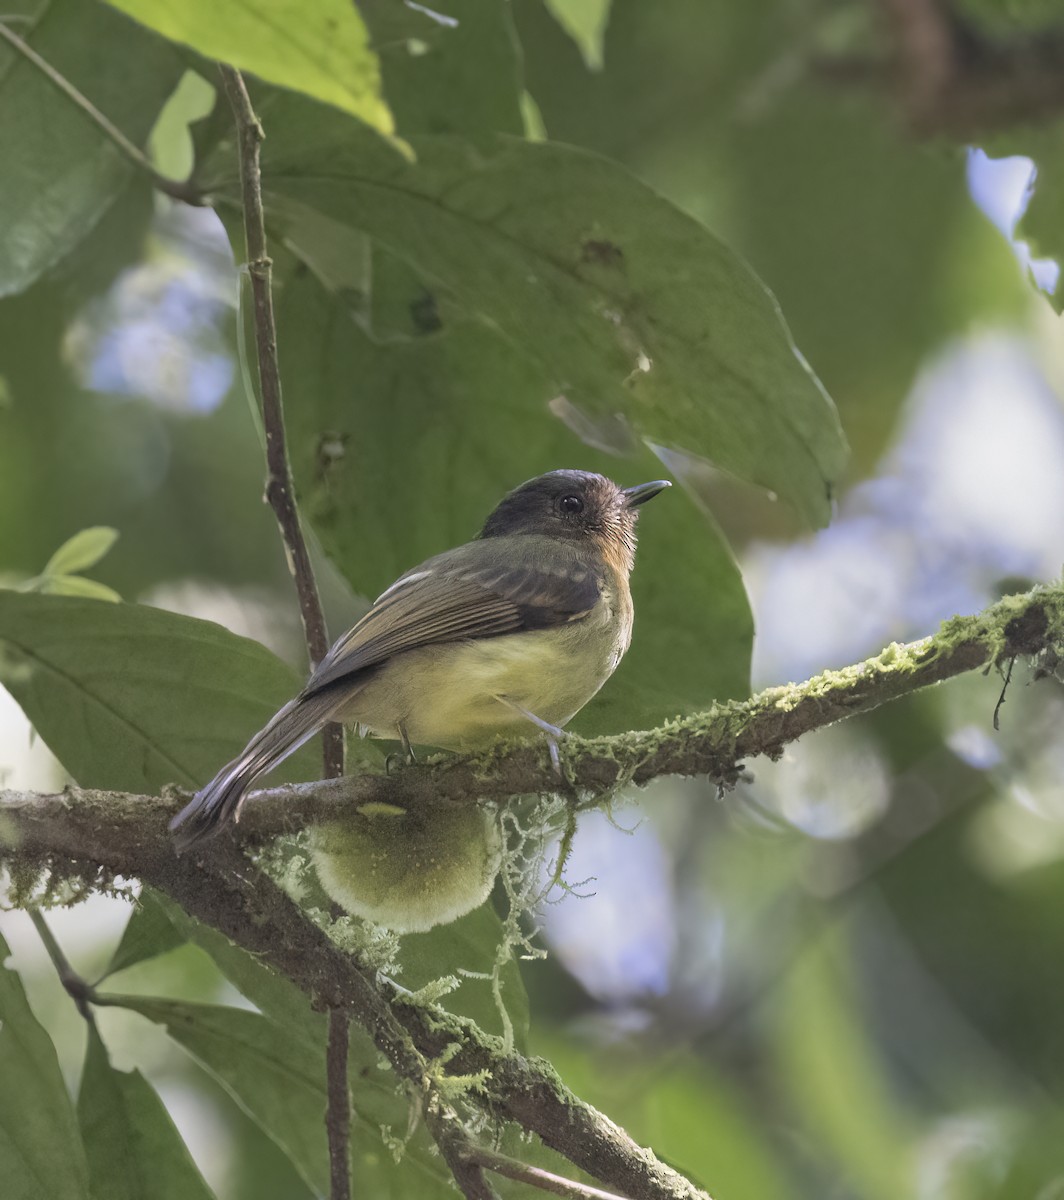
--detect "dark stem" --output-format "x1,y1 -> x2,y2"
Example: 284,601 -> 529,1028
28,909 -> 97,1023
817,0 -> 1064,137
0,21 -> 203,205
423,1109 -> 500,1200
218,62 -> 349,1199
326,1008 -> 352,1200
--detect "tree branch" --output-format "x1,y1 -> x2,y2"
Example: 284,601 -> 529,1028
4,585 -> 1060,850
817,0 -> 1064,137
218,62 -> 349,1196
326,1006 -> 353,1200
0,21 -> 203,205
27,909 -> 97,1023
3,584 -> 1060,1200
2,825 -> 704,1200
463,1146 -> 633,1200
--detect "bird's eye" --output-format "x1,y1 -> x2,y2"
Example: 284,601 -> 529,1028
559,494 -> 584,514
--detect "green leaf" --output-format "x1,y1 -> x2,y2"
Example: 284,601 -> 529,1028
277,263 -> 752,726
0,930 -> 90,1199
399,901 -> 530,1047
379,0 -> 523,137
773,932 -> 913,1199
202,95 -> 846,526
42,527 -> 119,576
106,902 -> 464,1196
77,1024 -> 214,1200
0,591 -> 312,793
0,0 -> 184,297
105,890 -> 187,980
517,0 -> 1030,473
39,575 -> 122,603
535,1031 -> 795,1200
113,998 -> 454,1198
152,894 -> 319,1031
543,0 -> 612,69
101,0 -> 393,134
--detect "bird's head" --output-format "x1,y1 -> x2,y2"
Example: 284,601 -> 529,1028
478,469 -> 670,571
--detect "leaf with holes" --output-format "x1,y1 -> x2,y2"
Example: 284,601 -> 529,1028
199,92 -> 847,526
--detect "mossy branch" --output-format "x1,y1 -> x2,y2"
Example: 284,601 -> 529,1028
2,581 -> 1061,1200
3,584 -> 1061,850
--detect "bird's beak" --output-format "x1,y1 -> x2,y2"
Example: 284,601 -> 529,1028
622,479 -> 671,508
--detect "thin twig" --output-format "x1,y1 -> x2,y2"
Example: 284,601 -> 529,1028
216,66 -> 332,674
28,910 -> 96,1022
464,1146 -> 632,1200
218,62 -> 349,1200
993,655 -> 1015,731
326,1008 -> 352,1200
423,1110 -> 500,1200
0,21 -> 202,205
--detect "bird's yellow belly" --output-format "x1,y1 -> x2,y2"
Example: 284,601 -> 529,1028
337,622 -> 624,750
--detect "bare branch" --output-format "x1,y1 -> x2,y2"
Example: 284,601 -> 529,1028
464,1146 -> 633,1200
424,1109 -> 501,1200
28,909 -> 97,1023
819,0 -> 1064,137
326,1007 -> 352,1200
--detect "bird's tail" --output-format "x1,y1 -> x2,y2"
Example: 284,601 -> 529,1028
170,690 -> 337,851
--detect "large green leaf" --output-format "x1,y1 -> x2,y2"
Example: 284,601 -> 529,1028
114,998 -> 454,1198
116,892 -> 528,1175
0,931 -> 90,1200
378,0 -> 523,137
535,1031 -> 795,1200
516,0 -> 1031,473
0,591 -> 312,793
77,1024 -> 214,1200
0,0 -> 183,297
200,92 -> 847,527
101,0 -> 392,134
275,262 -> 752,727
773,933 -> 914,1199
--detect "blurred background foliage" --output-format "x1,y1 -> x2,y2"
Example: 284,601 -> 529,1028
3,0 -> 1064,1196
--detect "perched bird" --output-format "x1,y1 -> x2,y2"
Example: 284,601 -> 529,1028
170,469 -> 670,849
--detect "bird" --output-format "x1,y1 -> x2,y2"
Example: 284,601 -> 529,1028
170,469 -> 670,849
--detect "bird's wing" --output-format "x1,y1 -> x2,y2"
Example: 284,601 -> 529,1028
304,537 -> 602,696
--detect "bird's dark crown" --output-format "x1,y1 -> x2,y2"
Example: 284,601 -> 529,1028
479,470 -> 666,570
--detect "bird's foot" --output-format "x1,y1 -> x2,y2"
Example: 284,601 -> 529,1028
397,722 -> 418,765
494,695 -> 568,778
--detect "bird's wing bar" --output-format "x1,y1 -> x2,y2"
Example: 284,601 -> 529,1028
304,539 -> 601,696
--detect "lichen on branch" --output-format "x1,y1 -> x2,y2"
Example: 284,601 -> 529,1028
2,581 -> 1062,1200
